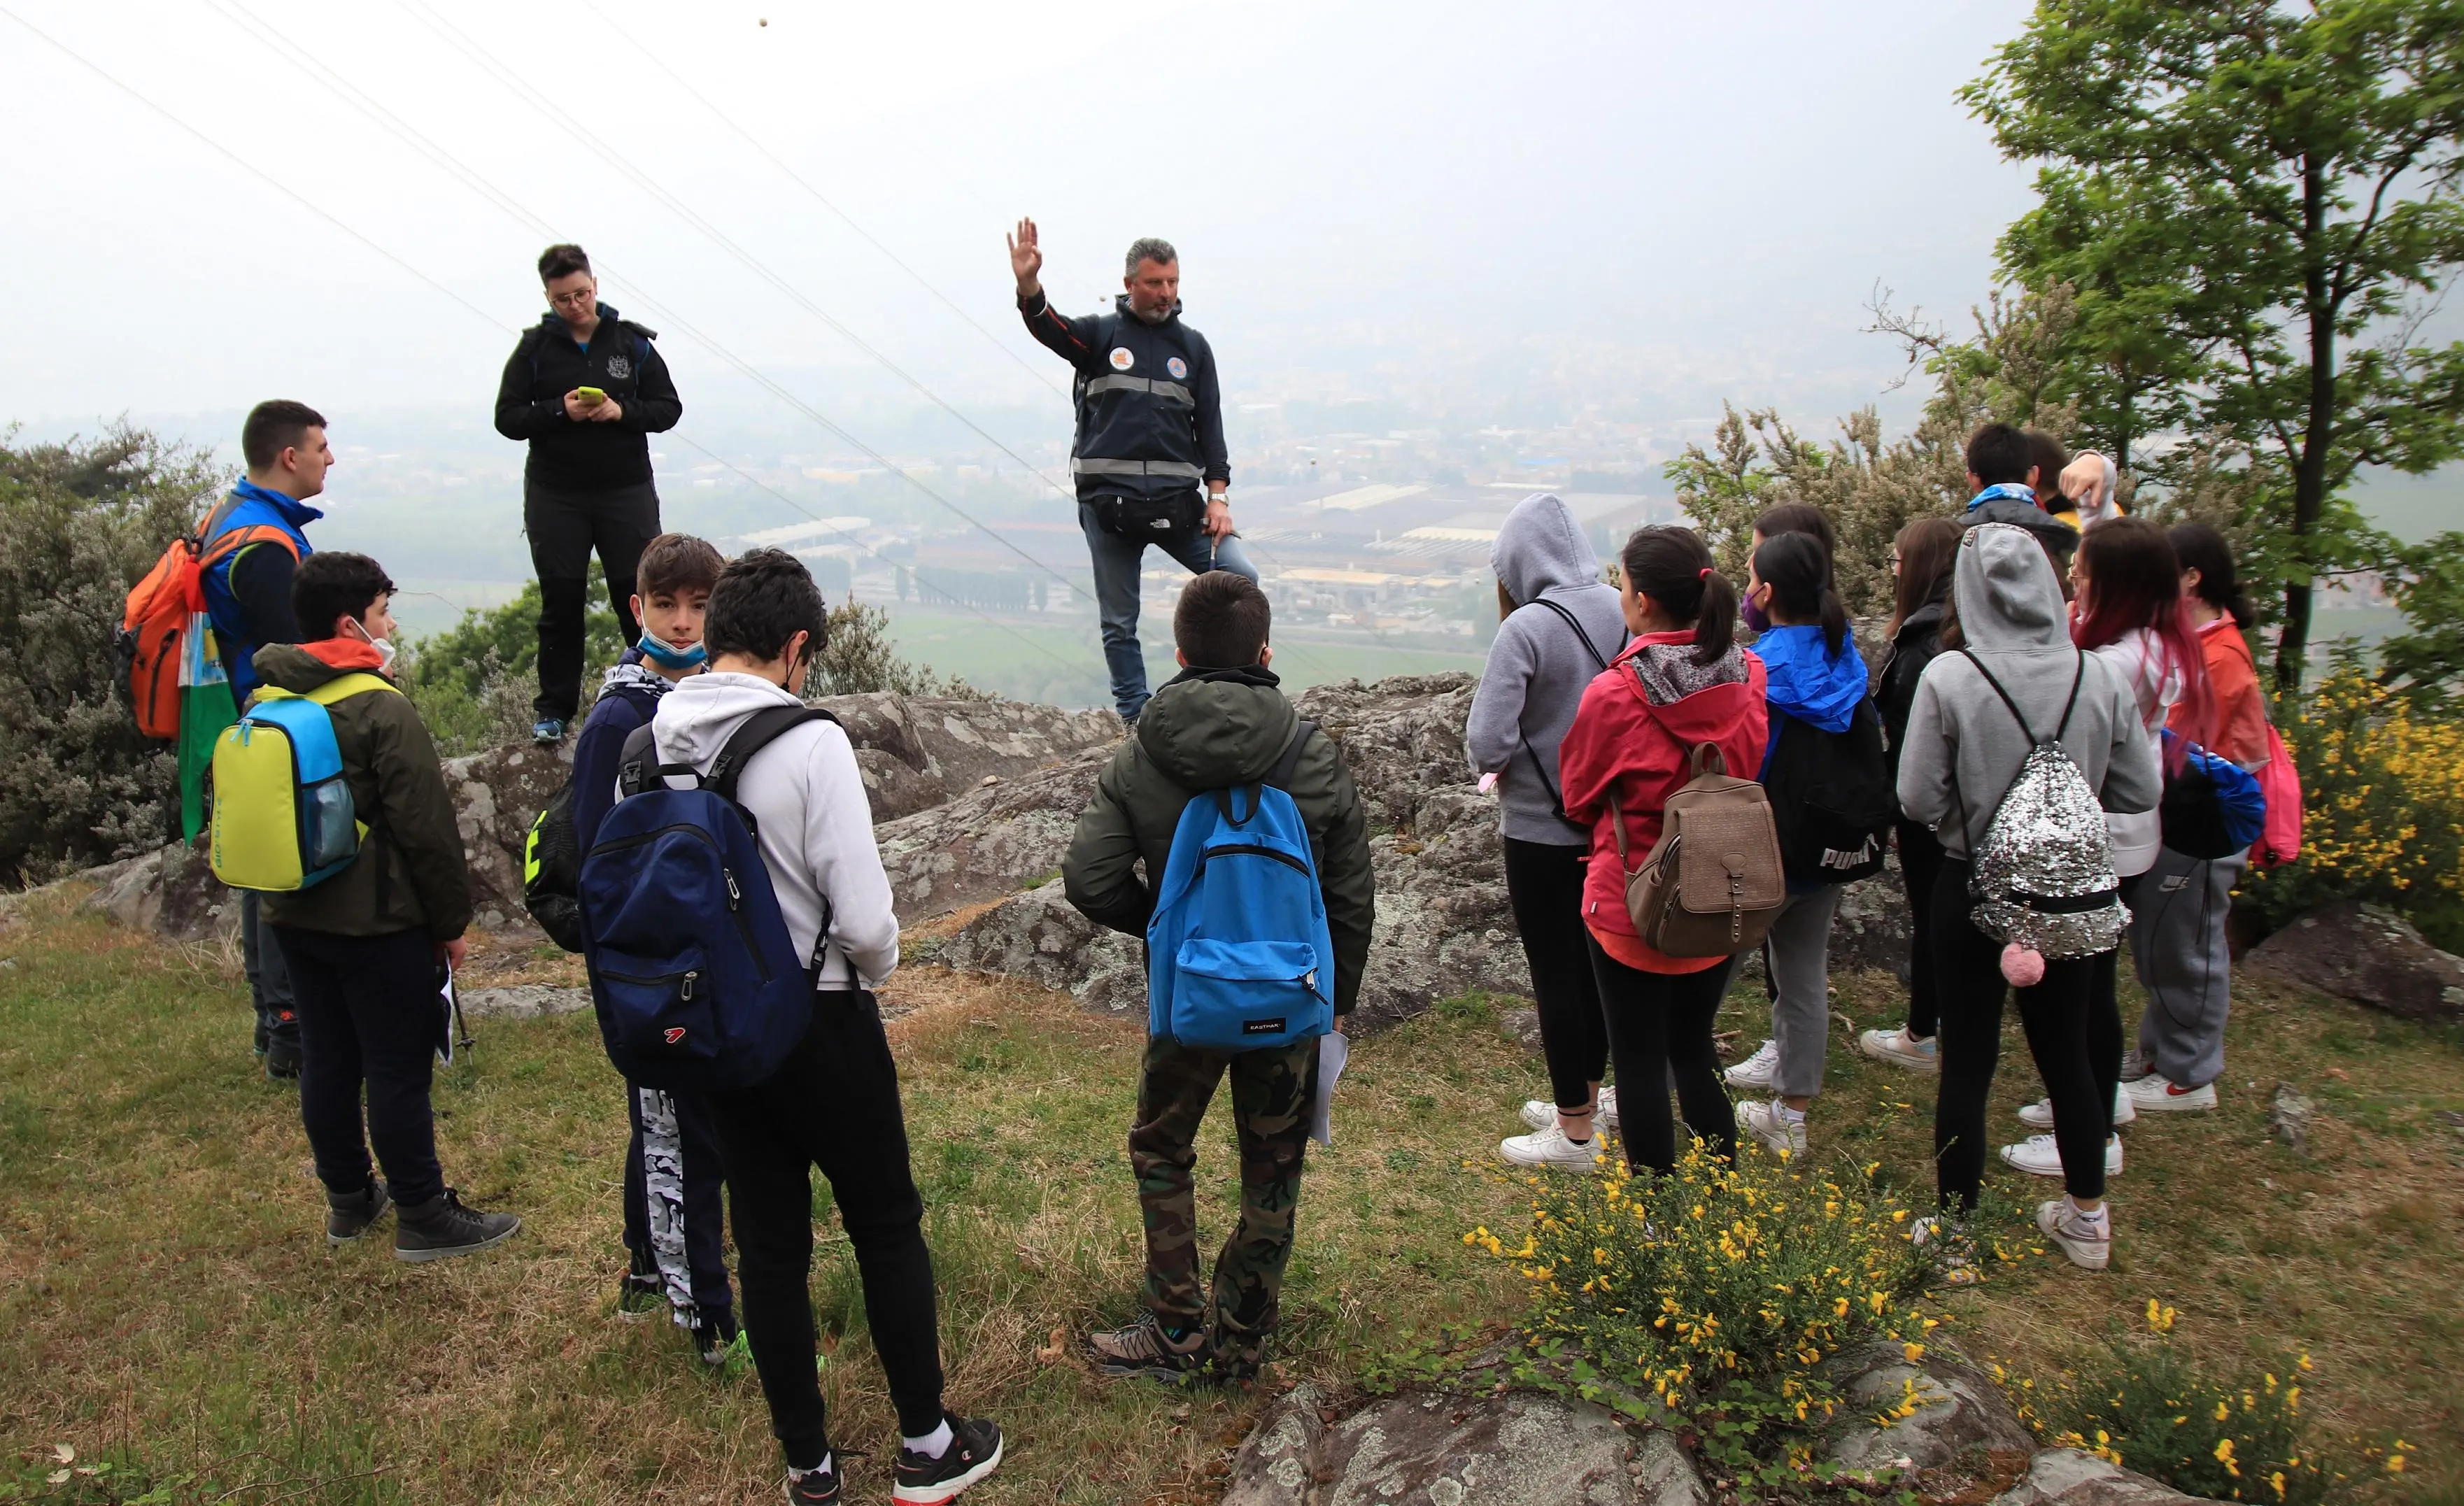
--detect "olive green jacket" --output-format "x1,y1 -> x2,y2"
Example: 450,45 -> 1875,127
253,644 -> 474,940
1061,667 -> 1375,1014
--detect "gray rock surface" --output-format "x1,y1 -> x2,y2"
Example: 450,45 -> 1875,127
873,747 -> 1115,918
821,692 -> 1121,822
1827,1340 -> 2035,1472
1223,1384 -> 1658,1505
2243,901 -> 2464,1025
460,985 -> 592,1020
936,878 -> 1145,1016
1991,1448 -> 2216,1506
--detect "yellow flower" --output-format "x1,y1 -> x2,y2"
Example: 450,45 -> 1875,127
2215,1440 -> 2239,1477
1904,1342 -> 1925,1363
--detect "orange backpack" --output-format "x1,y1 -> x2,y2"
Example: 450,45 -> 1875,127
119,494 -> 301,739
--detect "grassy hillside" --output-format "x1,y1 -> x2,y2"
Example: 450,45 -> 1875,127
0,888 -> 2456,1504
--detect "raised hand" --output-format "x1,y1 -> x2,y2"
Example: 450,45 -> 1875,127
1008,217 -> 1043,297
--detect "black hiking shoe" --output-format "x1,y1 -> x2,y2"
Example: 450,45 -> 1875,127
893,1415 -> 1002,1505
392,1190 -> 520,1263
782,1458 -> 842,1503
1084,1312 -> 1207,1381
325,1181 -> 392,1245
264,1039 -> 303,1079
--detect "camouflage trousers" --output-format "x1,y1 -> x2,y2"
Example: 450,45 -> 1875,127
1128,1034 -> 1319,1374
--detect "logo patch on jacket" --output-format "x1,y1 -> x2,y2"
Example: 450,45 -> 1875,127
1166,355 -> 1188,380
607,355 -> 632,380
663,1027 -> 687,1044
1109,346 -> 1135,371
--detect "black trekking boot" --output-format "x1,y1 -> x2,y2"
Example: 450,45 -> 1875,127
392,1190 -> 520,1263
325,1181 -> 392,1246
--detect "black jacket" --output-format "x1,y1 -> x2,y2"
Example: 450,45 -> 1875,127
1019,291 -> 1228,504
1875,589 -> 1949,783
493,304 -> 683,491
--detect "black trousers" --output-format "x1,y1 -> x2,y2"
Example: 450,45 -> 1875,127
524,478 -> 659,720
1896,818 -> 1948,1039
1585,936 -> 1738,1174
1930,857 -> 2110,1210
623,1084 -> 733,1319
271,925 -> 444,1208
1503,838 -> 1610,1109
711,990 -> 944,1468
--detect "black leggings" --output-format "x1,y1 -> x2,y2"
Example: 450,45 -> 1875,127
1896,818 -> 1948,1039
1586,936 -> 1736,1174
1932,858 -> 2110,1210
1503,838 -> 1610,1109
2084,872 -> 2145,1119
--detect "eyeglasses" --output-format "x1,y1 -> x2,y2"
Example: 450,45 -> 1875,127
548,288 -> 595,309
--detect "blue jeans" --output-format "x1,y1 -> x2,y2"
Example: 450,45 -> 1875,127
1079,499 -> 1259,721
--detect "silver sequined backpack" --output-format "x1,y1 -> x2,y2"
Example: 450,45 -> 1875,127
1959,649 -> 2124,960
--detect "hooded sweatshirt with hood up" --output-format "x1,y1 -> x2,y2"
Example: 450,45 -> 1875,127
645,671 -> 900,990
1897,523 -> 2159,861
1464,493 -> 1630,844
1061,664 -> 1375,1014
1557,632 -> 1769,974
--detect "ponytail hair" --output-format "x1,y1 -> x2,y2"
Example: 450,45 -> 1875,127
1751,530 -> 1849,656
1620,525 -> 1736,666
2167,523 -> 2255,628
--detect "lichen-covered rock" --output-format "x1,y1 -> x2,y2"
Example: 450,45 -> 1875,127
2243,902 -> 2464,1026
819,692 -> 1122,822
441,742 -> 575,930
1222,1384 -> 1652,1505
873,748 -> 1114,918
1827,1340 -> 2034,1472
1220,1384 -> 1327,1506
1991,1449 -> 2219,1506
936,879 -> 1145,1016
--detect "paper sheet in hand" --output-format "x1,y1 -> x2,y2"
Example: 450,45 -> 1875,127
436,964 -> 461,1065
1308,1032 -> 1350,1146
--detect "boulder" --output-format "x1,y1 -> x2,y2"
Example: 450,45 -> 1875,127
1826,1340 -> 2034,1473
441,741 -> 576,930
1991,1449 -> 2218,1506
2242,902 -> 2464,1026
873,747 -> 1114,918
460,985 -> 592,1021
1222,1383 -> 1665,1506
936,879 -> 1146,1016
819,692 -> 1121,821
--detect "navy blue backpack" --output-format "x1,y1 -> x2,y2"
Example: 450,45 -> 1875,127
1145,724 -> 1336,1051
579,705 -> 837,1091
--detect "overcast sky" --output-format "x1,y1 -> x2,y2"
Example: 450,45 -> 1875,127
2,0 -> 2037,440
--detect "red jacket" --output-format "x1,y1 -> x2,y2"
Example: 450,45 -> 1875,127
2169,613 -> 2268,769
1558,630 -> 1769,973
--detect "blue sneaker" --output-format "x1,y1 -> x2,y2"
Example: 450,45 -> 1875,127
532,718 -> 568,744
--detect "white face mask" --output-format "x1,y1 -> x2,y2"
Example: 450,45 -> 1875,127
347,618 -> 398,674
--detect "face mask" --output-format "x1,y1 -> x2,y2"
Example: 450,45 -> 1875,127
638,630 -> 708,670
346,618 -> 397,674
1740,591 -> 1771,634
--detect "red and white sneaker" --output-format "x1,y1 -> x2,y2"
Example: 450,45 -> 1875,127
2120,1074 -> 2217,1112
893,1414 -> 1003,1505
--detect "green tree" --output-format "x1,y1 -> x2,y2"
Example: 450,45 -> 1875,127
1966,0 -> 2464,685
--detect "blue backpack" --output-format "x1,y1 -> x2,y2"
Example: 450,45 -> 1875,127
1145,723 -> 1336,1051
2158,730 -> 2267,861
579,705 -> 838,1091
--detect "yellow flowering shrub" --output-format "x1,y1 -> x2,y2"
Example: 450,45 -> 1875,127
1998,1300 -> 2416,1505
2242,670 -> 2464,949
1467,1140 -> 1934,1477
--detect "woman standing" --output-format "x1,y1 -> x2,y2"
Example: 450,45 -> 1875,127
1466,494 -> 1631,1170
1860,516 -> 1963,1073
1556,527 -> 1768,1176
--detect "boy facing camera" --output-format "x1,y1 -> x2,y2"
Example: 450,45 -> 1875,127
1061,569 -> 1375,1384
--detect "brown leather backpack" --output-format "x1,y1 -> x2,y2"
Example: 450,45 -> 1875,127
1608,744 -> 1787,958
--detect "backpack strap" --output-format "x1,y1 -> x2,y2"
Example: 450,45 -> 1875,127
616,723 -> 663,798
2051,651 -> 2086,741
304,672 -> 399,705
1513,600 -> 1613,825
709,705 -> 842,804
1527,596 -> 1614,671
1957,648 -> 2040,744
1263,721 -> 1317,792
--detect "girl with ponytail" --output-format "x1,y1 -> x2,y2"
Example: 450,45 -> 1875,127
1555,527 -> 1769,1177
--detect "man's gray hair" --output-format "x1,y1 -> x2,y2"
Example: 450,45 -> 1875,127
1125,236 -> 1179,275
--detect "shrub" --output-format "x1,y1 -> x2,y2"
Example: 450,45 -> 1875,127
809,595 -> 983,701
1468,1140 -> 1935,1480
2001,1300 -> 2416,1505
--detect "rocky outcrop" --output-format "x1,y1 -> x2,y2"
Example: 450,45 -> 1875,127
1991,1449 -> 2216,1506
828,693 -> 1121,822
1825,1340 -> 2034,1472
2243,901 -> 2464,1026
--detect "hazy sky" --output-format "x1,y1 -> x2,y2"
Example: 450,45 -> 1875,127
3,0 -> 2037,438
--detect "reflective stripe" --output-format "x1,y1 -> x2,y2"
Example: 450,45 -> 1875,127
1084,375 -> 1194,404
1072,457 -> 1205,479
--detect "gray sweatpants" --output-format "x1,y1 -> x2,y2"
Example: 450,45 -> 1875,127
2128,844 -> 2244,1089
1765,886 -> 1844,1100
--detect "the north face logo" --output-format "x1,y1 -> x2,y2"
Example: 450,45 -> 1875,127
663,1027 -> 686,1044
607,355 -> 632,379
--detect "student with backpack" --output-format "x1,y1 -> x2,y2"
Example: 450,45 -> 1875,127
1464,494 -> 1630,1170
1995,518 -> 2213,1174
1061,570 -> 1375,1384
2118,525 -> 2270,1115
1726,532 -> 1890,1159
237,552 -> 522,1259
1897,523 -> 2160,1271
1556,527 -> 1771,1177
1860,516 -> 1964,1073
543,532 -> 740,1362
594,548 -> 997,1505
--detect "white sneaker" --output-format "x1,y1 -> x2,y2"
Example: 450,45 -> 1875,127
2018,1088 -> 2137,1130
1725,1039 -> 1782,1091
1739,1098 -> 1808,1158
1596,1085 -> 1619,1130
1517,1091 -> 1620,1133
2120,1074 -> 2218,1112
1857,1025 -> 1940,1072
1999,1132 -> 2123,1178
2037,1198 -> 2112,1270
1500,1124 -> 1606,1171
1909,1215 -> 1980,1284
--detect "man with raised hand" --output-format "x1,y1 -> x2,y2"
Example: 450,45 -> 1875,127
1010,219 -> 1256,725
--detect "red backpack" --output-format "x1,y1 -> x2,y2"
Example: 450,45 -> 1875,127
118,493 -> 301,739
2251,719 -> 2303,869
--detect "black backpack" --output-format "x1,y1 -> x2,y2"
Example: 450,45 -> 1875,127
523,784 -> 586,953
1761,698 -> 1895,884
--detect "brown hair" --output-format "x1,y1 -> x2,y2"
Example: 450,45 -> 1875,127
1174,570 -> 1271,668
241,399 -> 327,471
1619,525 -> 1735,666
636,533 -> 724,598
537,243 -> 591,283
1753,502 -> 1836,565
2027,430 -> 2070,499
1887,516 -> 1962,637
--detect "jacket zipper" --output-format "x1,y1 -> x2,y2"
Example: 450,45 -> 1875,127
1200,842 -> 1310,874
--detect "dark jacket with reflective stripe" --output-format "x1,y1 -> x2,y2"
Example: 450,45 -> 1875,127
1019,290 -> 1229,503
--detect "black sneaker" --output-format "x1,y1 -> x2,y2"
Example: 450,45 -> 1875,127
392,1190 -> 520,1263
1084,1312 -> 1206,1381
264,1039 -> 303,1079
893,1415 -> 1001,1505
325,1181 -> 392,1246
782,1457 -> 842,1504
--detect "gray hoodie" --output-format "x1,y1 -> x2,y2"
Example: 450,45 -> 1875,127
1464,493 -> 1629,844
1897,523 -> 2160,860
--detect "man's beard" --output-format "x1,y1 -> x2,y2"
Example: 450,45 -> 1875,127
1131,300 -> 1173,325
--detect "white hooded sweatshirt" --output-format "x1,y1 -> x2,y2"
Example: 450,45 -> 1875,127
642,671 -> 900,989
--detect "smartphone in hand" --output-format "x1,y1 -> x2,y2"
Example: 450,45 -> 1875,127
576,386 -> 608,406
